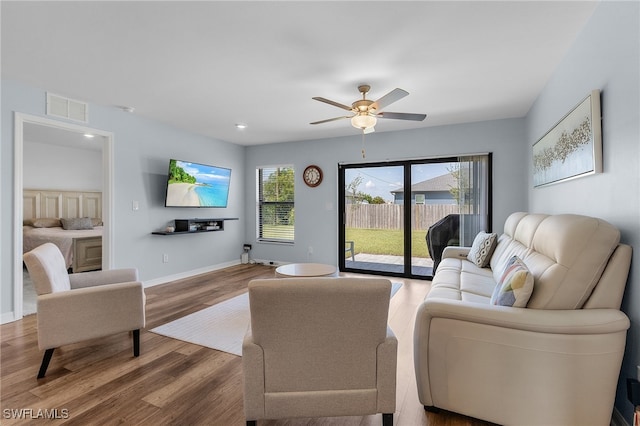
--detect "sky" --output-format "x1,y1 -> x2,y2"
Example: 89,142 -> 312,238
345,162 -> 455,202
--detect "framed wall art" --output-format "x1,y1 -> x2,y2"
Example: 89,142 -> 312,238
532,90 -> 602,187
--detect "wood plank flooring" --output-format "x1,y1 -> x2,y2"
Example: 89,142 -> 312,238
1,264 -> 491,425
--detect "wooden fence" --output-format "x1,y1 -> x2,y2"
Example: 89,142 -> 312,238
345,204 -> 460,230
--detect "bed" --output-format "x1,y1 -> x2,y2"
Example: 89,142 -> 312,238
23,189 -> 103,273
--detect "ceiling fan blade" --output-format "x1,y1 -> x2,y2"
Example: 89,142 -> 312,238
310,116 -> 352,125
377,111 -> 427,121
312,97 -> 353,111
370,88 -> 409,111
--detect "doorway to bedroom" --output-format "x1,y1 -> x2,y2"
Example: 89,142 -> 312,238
15,114 -> 113,320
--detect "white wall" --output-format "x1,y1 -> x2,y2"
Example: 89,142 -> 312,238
244,117 -> 528,266
23,141 -> 103,191
525,2 -> 639,421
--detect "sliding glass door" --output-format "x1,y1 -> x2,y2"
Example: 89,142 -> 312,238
342,164 -> 406,274
339,154 -> 492,279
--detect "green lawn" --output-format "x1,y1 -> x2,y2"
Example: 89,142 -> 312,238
345,228 -> 429,258
260,225 -> 429,258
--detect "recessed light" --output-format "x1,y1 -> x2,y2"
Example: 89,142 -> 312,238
84,133 -> 95,138
235,123 -> 247,130
120,106 -> 135,113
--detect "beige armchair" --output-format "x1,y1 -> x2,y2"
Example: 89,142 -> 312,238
243,277 -> 397,425
23,243 -> 146,379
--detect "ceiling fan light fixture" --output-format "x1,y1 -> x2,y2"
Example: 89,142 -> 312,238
351,114 -> 377,130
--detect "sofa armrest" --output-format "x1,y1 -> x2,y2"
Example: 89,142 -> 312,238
417,298 -> 630,335
441,246 -> 471,260
414,298 -> 630,408
376,327 -> 397,413
69,268 -> 139,289
37,281 -> 145,350
242,328 -> 265,419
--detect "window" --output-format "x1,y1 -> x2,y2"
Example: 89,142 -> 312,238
257,166 -> 295,243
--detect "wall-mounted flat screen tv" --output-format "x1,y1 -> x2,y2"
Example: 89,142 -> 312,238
164,159 -> 231,208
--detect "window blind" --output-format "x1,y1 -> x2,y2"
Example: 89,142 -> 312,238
258,166 -> 295,243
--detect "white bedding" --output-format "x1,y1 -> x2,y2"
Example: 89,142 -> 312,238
23,225 -> 103,269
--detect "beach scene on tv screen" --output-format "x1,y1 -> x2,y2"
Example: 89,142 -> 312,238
166,160 -> 231,207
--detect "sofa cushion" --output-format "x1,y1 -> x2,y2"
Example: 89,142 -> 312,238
490,213 -> 621,309
467,231 -> 497,267
429,257 -> 495,304
490,255 -> 534,307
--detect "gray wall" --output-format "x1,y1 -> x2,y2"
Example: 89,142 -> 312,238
244,118 -> 527,265
525,2 -> 639,421
1,80 -> 245,318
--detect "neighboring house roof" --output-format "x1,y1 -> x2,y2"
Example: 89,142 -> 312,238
391,173 -> 456,194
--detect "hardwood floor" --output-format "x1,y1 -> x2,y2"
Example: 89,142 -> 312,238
1,264 -> 491,425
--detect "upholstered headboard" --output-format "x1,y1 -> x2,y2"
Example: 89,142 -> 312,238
23,189 -> 102,222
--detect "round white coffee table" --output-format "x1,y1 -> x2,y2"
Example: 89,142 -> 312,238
275,263 -> 337,278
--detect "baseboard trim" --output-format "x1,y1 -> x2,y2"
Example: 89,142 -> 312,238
143,259 -> 241,288
251,258 -> 286,267
1,311 -> 18,325
612,407 -> 630,426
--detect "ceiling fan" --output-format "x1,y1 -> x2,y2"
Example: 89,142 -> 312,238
310,85 -> 426,134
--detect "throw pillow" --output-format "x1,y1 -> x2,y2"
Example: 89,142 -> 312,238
32,218 -> 63,228
91,218 -> 103,227
467,231 -> 498,267
490,255 -> 534,307
60,217 -> 94,230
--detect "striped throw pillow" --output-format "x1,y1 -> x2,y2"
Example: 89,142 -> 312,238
467,231 -> 497,267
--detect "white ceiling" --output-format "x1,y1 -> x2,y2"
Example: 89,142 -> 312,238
2,1 -> 598,146
23,122 -> 105,151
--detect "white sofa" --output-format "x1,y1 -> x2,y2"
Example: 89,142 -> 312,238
414,212 -> 632,425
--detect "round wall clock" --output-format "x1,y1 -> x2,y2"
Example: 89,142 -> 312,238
303,165 -> 323,187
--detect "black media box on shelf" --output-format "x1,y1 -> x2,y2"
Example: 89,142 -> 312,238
175,219 -> 195,232
174,219 -> 223,232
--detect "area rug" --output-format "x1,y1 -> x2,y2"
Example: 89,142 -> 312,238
150,282 -> 402,356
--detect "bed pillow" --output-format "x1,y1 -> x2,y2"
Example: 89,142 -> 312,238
91,218 -> 104,227
490,255 -> 534,307
467,231 -> 497,267
60,217 -> 94,230
32,218 -> 63,228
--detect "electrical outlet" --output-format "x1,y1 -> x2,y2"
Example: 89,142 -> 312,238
243,244 -> 252,251
308,246 -> 313,255
162,253 -> 169,263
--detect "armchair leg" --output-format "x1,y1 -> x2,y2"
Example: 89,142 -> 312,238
246,421 -> 256,426
37,348 -> 55,379
424,405 -> 440,413
382,413 -> 393,426
133,329 -> 140,357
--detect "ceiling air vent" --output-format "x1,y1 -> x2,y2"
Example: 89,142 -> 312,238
46,93 -> 88,122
